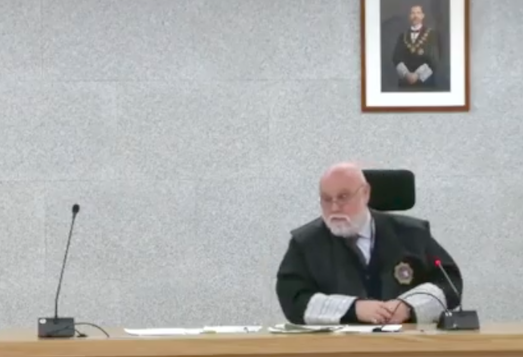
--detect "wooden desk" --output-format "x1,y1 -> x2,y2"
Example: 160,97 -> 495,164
1,323 -> 523,357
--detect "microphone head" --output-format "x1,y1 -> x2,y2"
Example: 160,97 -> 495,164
72,204 -> 80,214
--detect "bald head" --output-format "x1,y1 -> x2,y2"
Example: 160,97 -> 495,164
319,162 -> 371,237
320,162 -> 368,189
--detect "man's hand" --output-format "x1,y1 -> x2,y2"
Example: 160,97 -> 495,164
384,300 -> 411,323
355,300 -> 394,324
405,73 -> 419,84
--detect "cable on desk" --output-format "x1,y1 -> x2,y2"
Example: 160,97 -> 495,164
75,322 -> 110,338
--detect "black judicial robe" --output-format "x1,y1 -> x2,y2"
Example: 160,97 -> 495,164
392,27 -> 441,90
275,210 -> 463,325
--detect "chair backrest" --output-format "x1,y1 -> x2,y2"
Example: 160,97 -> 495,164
363,169 -> 415,211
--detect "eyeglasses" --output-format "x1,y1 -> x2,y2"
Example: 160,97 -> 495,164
320,185 -> 365,207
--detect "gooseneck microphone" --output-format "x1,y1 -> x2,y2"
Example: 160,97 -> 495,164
54,204 -> 80,320
434,259 -> 480,330
435,260 -> 462,311
38,204 -> 80,338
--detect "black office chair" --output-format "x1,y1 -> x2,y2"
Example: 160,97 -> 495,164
363,169 -> 416,211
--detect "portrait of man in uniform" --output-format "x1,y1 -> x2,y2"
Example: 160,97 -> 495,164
360,0 -> 469,111
378,0 -> 451,93
392,5 -> 439,90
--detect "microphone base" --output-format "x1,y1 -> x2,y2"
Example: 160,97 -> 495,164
437,310 -> 480,331
37,317 -> 75,338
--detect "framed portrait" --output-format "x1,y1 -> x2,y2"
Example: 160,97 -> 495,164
360,0 -> 470,112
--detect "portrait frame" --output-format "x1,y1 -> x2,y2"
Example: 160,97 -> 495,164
360,0 -> 470,112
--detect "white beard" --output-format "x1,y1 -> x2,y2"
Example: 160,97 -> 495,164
323,212 -> 367,238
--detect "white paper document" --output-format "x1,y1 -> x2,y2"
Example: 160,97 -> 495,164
268,323 -> 402,334
203,325 -> 262,333
124,328 -> 203,336
335,324 -> 402,333
268,323 -> 342,334
124,325 -> 262,336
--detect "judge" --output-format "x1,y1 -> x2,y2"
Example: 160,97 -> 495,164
392,5 -> 440,90
275,162 -> 462,325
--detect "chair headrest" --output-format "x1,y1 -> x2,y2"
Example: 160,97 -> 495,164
363,169 -> 415,211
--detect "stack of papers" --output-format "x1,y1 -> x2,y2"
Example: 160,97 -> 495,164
336,324 -> 402,333
124,325 -> 262,336
124,324 -> 402,336
267,323 -> 402,334
203,326 -> 262,334
268,323 -> 342,334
